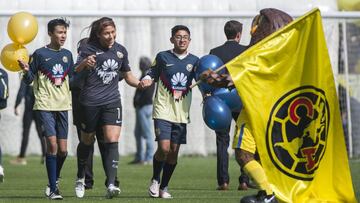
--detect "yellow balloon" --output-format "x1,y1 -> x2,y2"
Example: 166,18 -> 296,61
0,43 -> 29,72
7,12 -> 38,45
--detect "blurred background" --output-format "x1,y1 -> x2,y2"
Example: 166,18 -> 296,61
0,0 -> 359,158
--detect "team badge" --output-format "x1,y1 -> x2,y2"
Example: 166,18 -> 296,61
186,64 -> 193,72
266,86 -> 329,180
62,56 -> 68,63
117,51 -> 124,59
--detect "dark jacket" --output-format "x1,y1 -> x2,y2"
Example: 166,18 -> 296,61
133,74 -> 155,108
15,81 -> 35,113
209,40 -> 247,65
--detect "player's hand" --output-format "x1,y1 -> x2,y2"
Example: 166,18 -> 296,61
84,55 -> 96,69
17,59 -> 29,72
140,79 -> 153,89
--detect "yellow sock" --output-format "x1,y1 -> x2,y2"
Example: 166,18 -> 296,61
243,160 -> 273,195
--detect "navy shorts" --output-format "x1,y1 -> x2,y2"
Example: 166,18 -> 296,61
36,110 -> 68,139
154,119 -> 187,144
81,101 -> 122,133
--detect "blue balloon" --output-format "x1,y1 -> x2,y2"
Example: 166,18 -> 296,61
213,88 -> 243,111
195,55 -> 225,94
202,96 -> 232,131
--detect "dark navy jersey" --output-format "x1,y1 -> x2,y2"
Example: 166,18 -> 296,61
23,46 -> 73,111
77,41 -> 131,106
147,50 -> 199,123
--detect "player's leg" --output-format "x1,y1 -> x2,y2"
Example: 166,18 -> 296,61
102,101 -> 122,198
159,122 -> 186,199
148,119 -> 171,198
75,105 -> 98,198
55,111 -> 68,186
38,111 -> 63,200
232,120 -> 276,203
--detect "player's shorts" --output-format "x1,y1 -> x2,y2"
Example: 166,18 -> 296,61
37,110 -> 68,139
81,101 -> 122,133
154,119 -> 187,144
232,111 -> 256,154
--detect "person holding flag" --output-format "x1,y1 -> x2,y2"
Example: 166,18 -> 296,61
201,8 -> 357,203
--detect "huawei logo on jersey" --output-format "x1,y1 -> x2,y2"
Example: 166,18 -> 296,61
97,59 -> 118,84
52,64 -> 64,75
171,72 -> 187,87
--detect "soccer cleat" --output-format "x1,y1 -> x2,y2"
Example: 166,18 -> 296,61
45,180 -> 60,197
10,157 -> 27,165
159,187 -> 173,199
105,184 -> 121,199
148,179 -> 160,197
48,190 -> 63,200
75,178 -> 85,198
0,165 -> 4,183
240,190 -> 278,203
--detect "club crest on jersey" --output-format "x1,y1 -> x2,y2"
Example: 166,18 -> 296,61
266,86 -> 329,180
186,64 -> 193,72
97,59 -> 118,84
62,56 -> 68,63
117,51 -> 124,59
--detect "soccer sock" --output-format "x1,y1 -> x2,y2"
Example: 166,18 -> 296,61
160,162 -> 177,189
152,156 -> 165,182
77,142 -> 92,179
45,154 -> 57,192
243,160 -> 273,195
104,142 -> 119,186
56,152 -> 67,181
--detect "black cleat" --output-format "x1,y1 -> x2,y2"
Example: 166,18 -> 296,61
240,190 -> 277,203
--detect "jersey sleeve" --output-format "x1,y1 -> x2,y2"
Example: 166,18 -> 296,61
146,53 -> 161,82
119,48 -> 131,72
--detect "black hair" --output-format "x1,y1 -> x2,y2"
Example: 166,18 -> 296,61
47,18 -> 70,33
224,20 -> 243,40
171,25 -> 190,37
88,17 -> 116,43
139,56 -> 152,72
77,37 -> 89,54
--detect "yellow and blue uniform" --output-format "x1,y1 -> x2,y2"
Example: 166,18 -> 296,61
148,50 -> 198,124
24,46 -> 73,111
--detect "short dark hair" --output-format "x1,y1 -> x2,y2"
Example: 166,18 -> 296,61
224,20 -> 242,39
139,56 -> 152,72
171,25 -> 190,37
47,18 -> 70,33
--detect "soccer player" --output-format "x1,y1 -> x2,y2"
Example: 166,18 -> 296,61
142,25 -> 199,198
18,18 -> 73,200
72,38 -> 120,193
74,17 -> 142,199
209,20 -> 252,191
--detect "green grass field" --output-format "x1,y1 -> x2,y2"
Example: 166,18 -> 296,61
0,155 -> 359,202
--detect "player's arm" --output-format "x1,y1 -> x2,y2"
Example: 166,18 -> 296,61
123,71 -> 141,88
74,55 -> 96,72
141,55 -> 161,88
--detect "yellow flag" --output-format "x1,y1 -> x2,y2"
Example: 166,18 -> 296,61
227,8 -> 357,203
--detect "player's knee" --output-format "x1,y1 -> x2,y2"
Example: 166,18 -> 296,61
237,149 -> 255,167
80,132 -> 95,145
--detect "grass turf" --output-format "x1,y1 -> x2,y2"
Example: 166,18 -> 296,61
0,155 -> 359,202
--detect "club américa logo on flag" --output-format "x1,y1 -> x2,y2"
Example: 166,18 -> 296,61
266,86 -> 330,180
